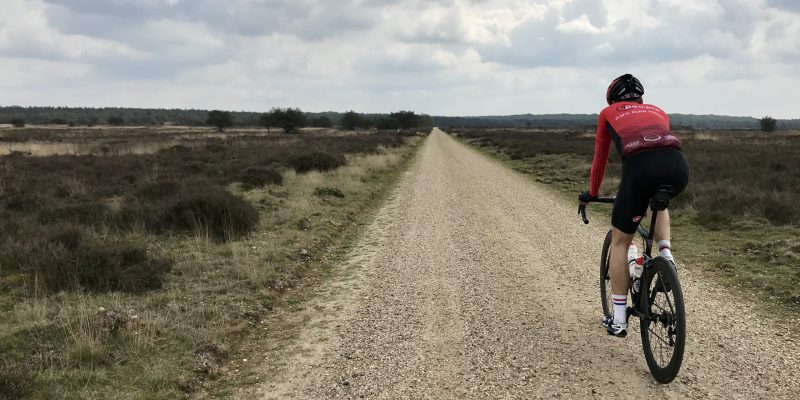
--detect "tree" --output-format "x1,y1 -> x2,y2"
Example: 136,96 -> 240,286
259,113 -> 274,133
207,110 -> 233,131
310,115 -> 332,128
760,116 -> 777,132
10,118 -> 25,128
341,110 -> 362,130
108,116 -> 124,126
269,107 -> 306,133
375,116 -> 399,130
389,110 -> 423,129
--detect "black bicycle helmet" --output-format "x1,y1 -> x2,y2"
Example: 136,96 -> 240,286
606,73 -> 644,105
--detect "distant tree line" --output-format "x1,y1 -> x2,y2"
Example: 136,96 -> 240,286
0,106 -> 434,132
432,114 -> 800,130
3,106 -> 794,130
197,108 -> 433,132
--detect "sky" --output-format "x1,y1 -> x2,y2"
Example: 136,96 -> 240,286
1,0 -> 799,118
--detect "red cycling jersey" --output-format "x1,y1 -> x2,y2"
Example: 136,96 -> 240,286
589,102 -> 682,196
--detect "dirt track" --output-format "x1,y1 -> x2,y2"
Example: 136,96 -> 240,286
256,129 -> 799,399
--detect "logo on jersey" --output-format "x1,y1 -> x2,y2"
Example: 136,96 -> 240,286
643,134 -> 662,142
616,104 -> 635,111
632,216 -> 642,223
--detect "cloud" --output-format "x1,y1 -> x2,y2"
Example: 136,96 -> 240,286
0,0 -> 144,61
0,0 -> 798,118
44,0 -> 376,39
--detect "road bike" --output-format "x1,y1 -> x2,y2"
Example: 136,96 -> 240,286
578,185 -> 685,384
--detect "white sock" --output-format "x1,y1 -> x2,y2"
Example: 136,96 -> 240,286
612,294 -> 628,325
658,240 -> 673,261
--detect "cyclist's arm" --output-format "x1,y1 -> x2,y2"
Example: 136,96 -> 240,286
589,112 -> 611,197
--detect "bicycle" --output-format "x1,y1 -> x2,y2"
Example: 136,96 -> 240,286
578,185 -> 686,384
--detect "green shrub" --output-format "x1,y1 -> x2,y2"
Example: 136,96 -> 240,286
288,152 -> 345,173
158,186 -> 258,241
240,166 -> 283,189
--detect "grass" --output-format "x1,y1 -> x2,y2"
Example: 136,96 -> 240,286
453,127 -> 800,309
0,127 -> 424,399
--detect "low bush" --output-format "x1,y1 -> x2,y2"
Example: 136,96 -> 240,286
313,187 -> 345,198
0,359 -> 33,400
157,186 -> 259,241
37,201 -> 111,226
4,191 -> 53,212
288,152 -> 345,173
239,165 -> 283,189
1,225 -> 172,293
135,180 -> 180,201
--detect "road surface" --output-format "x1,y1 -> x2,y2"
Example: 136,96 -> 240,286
254,129 -> 798,399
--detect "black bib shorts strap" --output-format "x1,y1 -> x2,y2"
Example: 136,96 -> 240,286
612,148 -> 689,234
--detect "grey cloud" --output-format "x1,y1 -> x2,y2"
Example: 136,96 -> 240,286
768,0 -> 800,12
478,0 -> 767,71
562,0 -> 607,28
45,0 -> 376,40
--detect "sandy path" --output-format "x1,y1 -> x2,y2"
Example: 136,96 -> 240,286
255,129 -> 799,399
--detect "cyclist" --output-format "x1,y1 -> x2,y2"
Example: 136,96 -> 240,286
579,74 -> 689,337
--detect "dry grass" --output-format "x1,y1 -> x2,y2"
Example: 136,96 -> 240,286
0,128 -> 422,399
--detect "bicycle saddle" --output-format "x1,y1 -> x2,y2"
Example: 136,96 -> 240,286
650,185 -> 674,211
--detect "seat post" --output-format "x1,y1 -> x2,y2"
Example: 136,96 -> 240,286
647,209 -> 658,256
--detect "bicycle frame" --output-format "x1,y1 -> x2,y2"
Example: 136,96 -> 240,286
580,187 -> 673,315
580,188 -> 686,383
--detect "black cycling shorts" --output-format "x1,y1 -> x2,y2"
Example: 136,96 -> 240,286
612,148 -> 689,234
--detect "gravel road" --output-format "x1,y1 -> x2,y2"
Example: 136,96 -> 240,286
256,129 -> 799,399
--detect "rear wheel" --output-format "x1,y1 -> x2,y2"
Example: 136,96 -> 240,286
640,257 -> 685,383
599,230 -> 613,319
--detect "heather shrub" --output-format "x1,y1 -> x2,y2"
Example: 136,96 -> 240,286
313,187 -> 345,198
288,152 -> 345,173
239,165 -> 283,189
0,359 -> 33,400
157,186 -> 258,241
134,180 -> 180,201
1,224 -> 172,293
37,201 -> 111,226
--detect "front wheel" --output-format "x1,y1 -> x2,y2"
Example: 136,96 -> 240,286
599,230 -> 613,319
639,257 -> 686,383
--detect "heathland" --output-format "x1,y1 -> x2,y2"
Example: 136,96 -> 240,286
453,128 -> 800,310
0,126 -> 424,399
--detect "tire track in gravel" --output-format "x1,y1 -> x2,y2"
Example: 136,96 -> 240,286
254,129 -> 799,399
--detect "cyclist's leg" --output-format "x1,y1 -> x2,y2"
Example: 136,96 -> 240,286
646,148 -> 689,261
608,228 -> 635,331
645,207 -> 671,243
609,154 -> 650,330
610,227 -> 635,295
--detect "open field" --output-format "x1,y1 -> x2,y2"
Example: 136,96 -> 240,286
0,127 -> 424,399
452,127 -> 800,310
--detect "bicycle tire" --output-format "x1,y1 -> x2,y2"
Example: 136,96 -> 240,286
599,230 -> 613,319
639,257 -> 685,383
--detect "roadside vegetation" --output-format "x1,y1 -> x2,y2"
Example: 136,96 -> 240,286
0,106 -> 435,131
452,128 -> 800,310
0,127 -> 425,399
